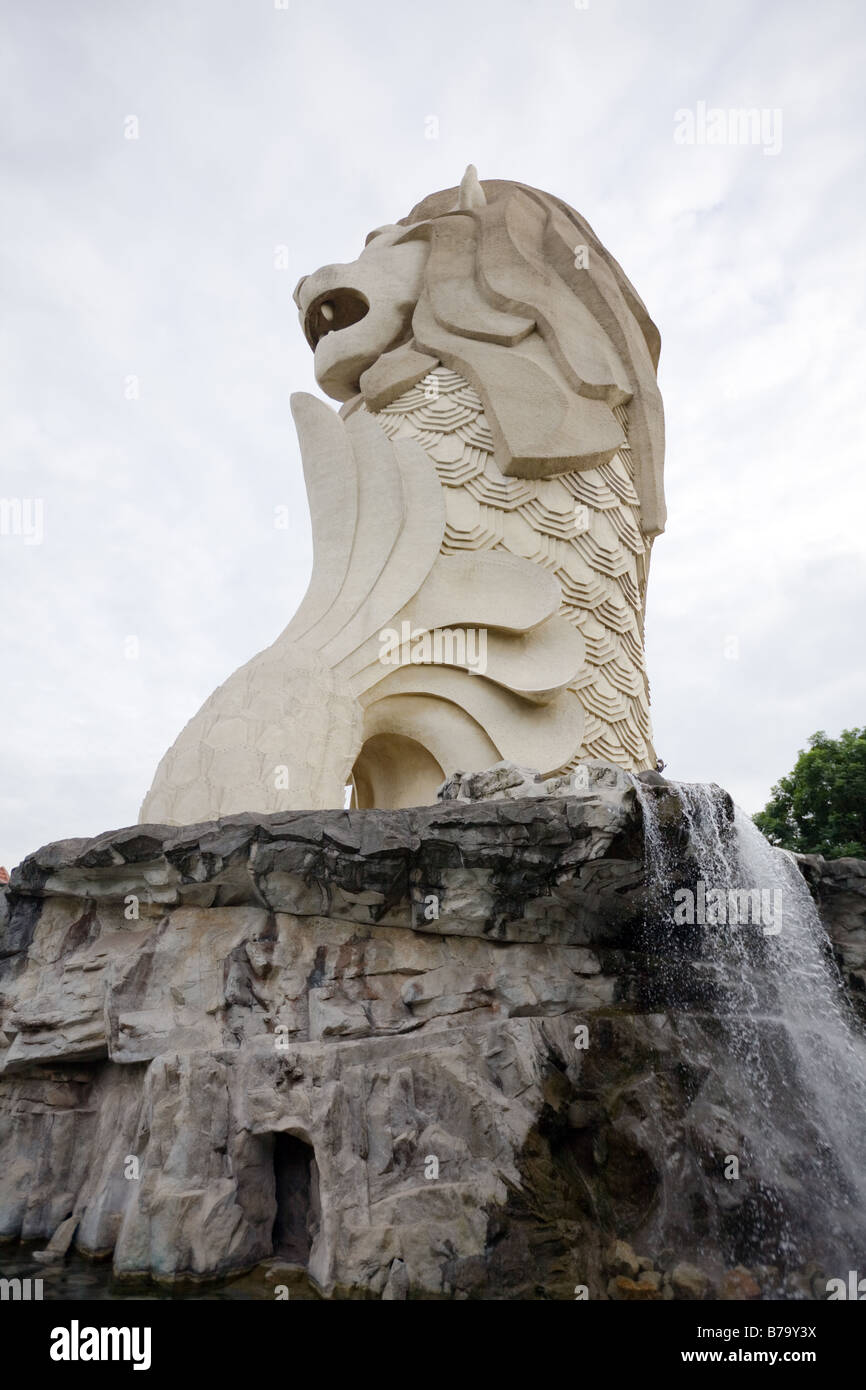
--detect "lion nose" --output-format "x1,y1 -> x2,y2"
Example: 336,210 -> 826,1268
292,275 -> 308,309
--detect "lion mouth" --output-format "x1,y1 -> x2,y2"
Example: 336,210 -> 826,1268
304,288 -> 370,350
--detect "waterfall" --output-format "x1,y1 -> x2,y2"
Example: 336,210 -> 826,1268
629,776 -> 866,1291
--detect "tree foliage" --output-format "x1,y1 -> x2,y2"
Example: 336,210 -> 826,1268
754,727 -> 866,859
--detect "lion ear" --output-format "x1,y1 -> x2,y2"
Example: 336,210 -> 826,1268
457,164 -> 487,211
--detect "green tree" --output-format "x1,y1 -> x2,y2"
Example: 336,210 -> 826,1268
754,727 -> 866,859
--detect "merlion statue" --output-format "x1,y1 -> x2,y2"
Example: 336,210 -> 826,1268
140,169 -> 665,821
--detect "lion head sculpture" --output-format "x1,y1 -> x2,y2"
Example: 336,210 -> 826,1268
139,170 -> 664,824
294,166 -> 665,537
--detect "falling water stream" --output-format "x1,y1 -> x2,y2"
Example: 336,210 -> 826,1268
630,777 -> 866,1290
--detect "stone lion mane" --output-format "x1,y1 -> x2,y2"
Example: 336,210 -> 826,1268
357,174 -> 665,538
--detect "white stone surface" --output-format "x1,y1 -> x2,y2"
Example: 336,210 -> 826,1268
140,171 -> 665,822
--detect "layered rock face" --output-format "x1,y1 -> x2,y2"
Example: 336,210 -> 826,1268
1,764 -> 863,1298
796,854 -> 866,1014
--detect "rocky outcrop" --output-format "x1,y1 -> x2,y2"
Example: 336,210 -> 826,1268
1,765 -> 863,1298
797,854 -> 866,1011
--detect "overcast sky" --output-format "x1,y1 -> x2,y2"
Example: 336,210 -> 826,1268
1,0 -> 864,870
